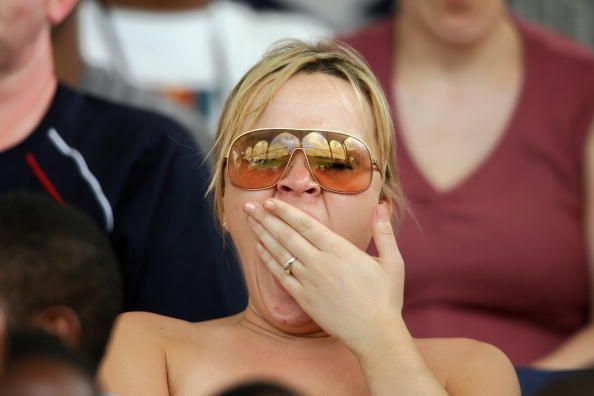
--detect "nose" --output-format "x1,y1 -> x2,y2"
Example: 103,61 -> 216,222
276,150 -> 321,196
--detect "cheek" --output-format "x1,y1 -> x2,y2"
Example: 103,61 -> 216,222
327,179 -> 381,250
222,185 -> 273,260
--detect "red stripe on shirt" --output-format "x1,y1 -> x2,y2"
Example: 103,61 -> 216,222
25,152 -> 65,205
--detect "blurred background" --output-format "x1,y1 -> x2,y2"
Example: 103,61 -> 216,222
66,0 -> 593,147
7,1 -> 592,395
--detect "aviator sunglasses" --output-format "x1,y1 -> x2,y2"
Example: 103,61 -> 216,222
224,128 -> 380,194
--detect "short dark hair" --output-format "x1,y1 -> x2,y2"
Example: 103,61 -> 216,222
218,381 -> 300,396
0,191 -> 122,369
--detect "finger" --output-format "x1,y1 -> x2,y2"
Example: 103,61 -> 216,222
245,202 -> 318,264
256,242 -> 307,279
247,215 -> 308,273
256,242 -> 304,292
261,198 -> 345,252
372,203 -> 402,269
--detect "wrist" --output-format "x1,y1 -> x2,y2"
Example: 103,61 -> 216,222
354,327 -> 433,382
348,316 -> 411,360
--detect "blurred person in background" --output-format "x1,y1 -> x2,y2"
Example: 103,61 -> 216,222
51,0 -> 213,152
343,0 -> 594,371
0,0 -> 247,322
229,0 -> 394,33
509,0 -> 594,48
0,329 -> 98,396
76,0 -> 331,134
231,0 -> 594,47
0,192 -> 122,371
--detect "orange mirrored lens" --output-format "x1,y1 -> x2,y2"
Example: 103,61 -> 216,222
227,129 -> 373,192
227,132 -> 290,189
305,134 -> 372,192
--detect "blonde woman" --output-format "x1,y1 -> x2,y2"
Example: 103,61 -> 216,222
99,40 -> 520,395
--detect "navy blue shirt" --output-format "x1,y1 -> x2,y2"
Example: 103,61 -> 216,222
0,84 -> 247,321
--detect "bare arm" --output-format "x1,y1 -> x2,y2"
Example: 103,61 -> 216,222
354,328 -> 449,396
345,212 -> 448,396
531,120 -> 594,369
98,312 -> 171,396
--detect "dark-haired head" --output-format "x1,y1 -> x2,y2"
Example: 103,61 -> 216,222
0,191 -> 122,370
1,328 -> 98,396
217,380 -> 300,396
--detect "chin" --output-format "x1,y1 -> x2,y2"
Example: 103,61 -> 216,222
411,1 -> 503,46
429,16 -> 495,45
265,296 -> 313,329
254,269 -> 321,334
263,283 -> 316,331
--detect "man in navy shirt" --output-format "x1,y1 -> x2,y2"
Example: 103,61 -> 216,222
0,0 -> 246,321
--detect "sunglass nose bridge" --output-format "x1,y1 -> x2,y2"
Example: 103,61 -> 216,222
275,148 -> 322,194
282,147 -> 315,176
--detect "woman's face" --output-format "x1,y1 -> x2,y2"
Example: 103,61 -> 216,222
400,0 -> 507,45
222,72 -> 383,334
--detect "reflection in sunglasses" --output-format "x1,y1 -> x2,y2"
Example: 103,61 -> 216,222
227,129 -> 375,193
268,133 -> 297,160
235,132 -> 361,171
330,140 -> 346,161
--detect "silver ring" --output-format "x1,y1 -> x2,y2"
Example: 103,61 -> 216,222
282,256 -> 297,275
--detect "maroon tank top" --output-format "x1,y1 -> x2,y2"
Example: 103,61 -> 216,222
343,16 -> 594,365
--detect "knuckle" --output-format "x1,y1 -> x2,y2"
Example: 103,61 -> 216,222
294,216 -> 311,234
270,242 -> 285,259
276,226 -> 293,243
375,221 -> 394,236
253,221 -> 266,235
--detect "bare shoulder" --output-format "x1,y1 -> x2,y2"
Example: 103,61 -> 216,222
102,311 -> 236,356
98,312 -> 203,395
113,311 -> 191,340
415,338 -> 520,396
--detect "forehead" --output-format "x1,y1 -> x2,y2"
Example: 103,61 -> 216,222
249,73 -> 376,148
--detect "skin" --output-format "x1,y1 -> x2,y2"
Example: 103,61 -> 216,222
399,0 -> 507,46
99,73 -> 519,395
0,0 -> 84,357
396,0 -> 594,369
0,0 -> 77,152
396,0 -> 522,192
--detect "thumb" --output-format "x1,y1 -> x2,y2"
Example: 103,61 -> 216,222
372,203 -> 402,270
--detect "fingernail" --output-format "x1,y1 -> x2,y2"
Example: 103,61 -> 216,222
244,202 -> 256,213
376,203 -> 389,221
263,199 -> 275,210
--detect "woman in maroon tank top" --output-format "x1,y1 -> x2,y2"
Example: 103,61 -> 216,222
344,0 -> 594,368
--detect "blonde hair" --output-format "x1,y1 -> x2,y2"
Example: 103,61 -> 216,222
208,39 -> 406,225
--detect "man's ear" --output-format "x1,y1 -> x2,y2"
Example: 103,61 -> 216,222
46,0 -> 79,26
28,306 -> 82,349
